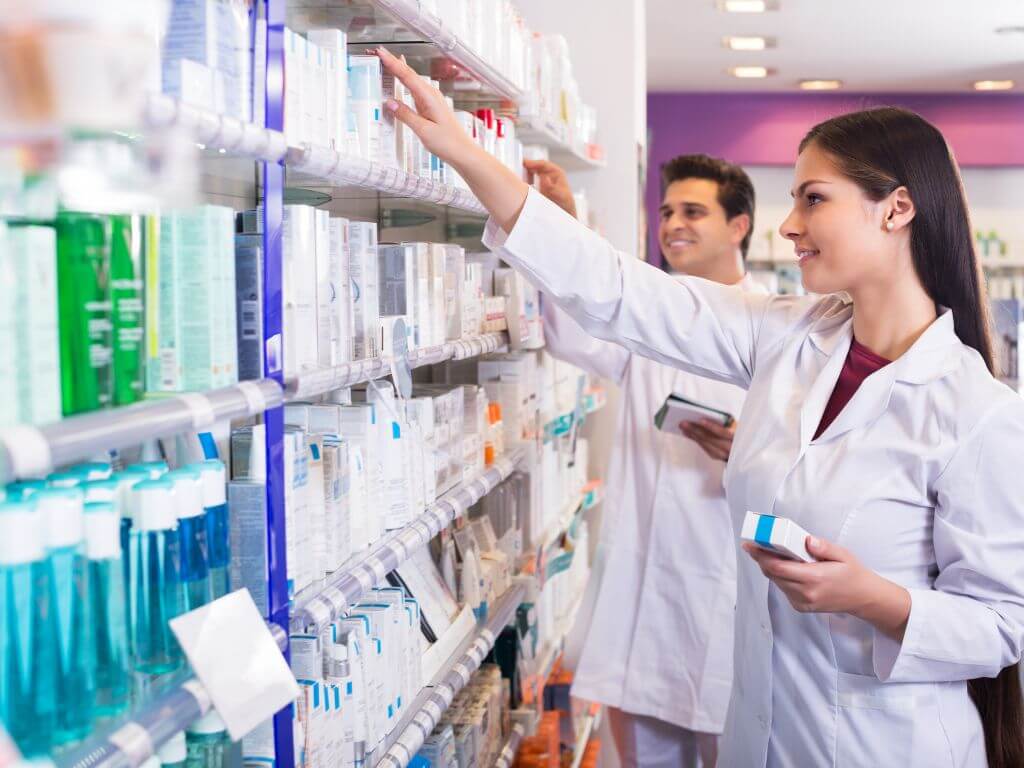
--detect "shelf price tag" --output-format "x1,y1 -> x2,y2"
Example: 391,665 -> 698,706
169,589 -> 299,741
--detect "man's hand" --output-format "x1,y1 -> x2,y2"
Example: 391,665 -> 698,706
680,418 -> 736,462
524,159 -> 577,218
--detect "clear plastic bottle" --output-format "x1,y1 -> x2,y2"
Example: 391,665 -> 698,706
185,711 -> 230,768
84,501 -> 130,718
158,731 -> 188,768
167,468 -> 212,612
128,478 -> 183,675
37,487 -> 95,743
189,460 -> 230,600
0,499 -> 56,757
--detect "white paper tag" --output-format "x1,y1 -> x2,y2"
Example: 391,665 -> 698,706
178,392 -> 217,429
479,628 -> 496,647
354,566 -> 375,592
423,698 -> 443,722
236,381 -> 268,414
108,722 -> 154,765
182,678 -> 213,710
169,589 -> 299,741
368,557 -> 388,583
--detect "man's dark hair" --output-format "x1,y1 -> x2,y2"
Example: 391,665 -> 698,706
660,154 -> 756,257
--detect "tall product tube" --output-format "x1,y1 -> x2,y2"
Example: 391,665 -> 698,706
167,468 -> 212,611
190,460 -> 230,599
110,214 -> 145,405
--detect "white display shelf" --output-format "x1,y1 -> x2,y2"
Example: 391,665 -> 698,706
285,142 -> 487,214
369,0 -> 524,103
540,488 -> 587,551
570,711 -> 598,768
0,379 -> 283,484
292,445 -> 526,631
493,722 -> 527,768
284,332 -> 508,401
517,113 -> 605,171
57,622 -> 289,768
143,92 -> 288,163
372,582 -> 527,768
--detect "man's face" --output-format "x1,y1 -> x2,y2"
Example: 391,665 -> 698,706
658,178 -> 744,274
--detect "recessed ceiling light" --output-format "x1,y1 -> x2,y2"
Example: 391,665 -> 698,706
718,0 -> 777,13
729,66 -> 773,79
800,79 -> 842,91
723,36 -> 774,51
974,79 -> 1014,91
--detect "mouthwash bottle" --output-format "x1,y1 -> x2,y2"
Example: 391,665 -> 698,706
3,479 -> 47,500
37,487 -> 95,744
110,214 -> 144,406
190,460 -> 230,599
84,501 -> 130,718
0,499 -> 56,757
167,468 -> 212,611
185,711 -> 231,768
129,478 -> 184,675
158,731 -> 188,768
55,212 -> 113,415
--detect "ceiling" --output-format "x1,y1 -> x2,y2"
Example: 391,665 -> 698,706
647,0 -> 1024,92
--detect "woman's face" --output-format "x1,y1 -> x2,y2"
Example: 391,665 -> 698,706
779,143 -> 894,295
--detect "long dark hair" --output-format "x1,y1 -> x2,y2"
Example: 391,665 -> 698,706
802,107 -> 1021,768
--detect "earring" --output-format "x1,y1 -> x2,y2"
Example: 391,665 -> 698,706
885,220 -> 895,232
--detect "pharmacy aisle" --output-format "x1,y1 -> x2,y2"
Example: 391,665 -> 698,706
0,2 -> 622,768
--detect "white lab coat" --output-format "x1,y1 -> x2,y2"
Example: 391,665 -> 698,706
484,189 -> 1024,768
544,276 -> 763,735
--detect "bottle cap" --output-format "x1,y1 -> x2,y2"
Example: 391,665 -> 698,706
157,732 -> 187,764
113,467 -> 151,519
167,468 -> 204,519
83,478 -> 120,504
130,478 -> 177,531
189,460 -> 227,508
127,461 -> 168,480
83,501 -> 120,559
47,470 -> 82,488
0,500 -> 44,564
72,462 -> 113,481
4,479 -> 48,500
36,487 -> 85,548
187,709 -> 227,735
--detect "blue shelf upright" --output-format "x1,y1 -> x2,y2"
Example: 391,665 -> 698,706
261,0 -> 293,765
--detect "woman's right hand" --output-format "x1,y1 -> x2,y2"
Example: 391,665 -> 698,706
376,47 -> 480,169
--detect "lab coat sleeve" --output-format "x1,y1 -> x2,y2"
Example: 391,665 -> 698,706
873,398 -> 1024,683
541,297 -> 631,385
484,188 -> 776,389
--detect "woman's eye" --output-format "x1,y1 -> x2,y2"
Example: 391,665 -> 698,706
806,193 -> 823,207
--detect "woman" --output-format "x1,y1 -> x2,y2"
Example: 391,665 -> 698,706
374,50 -> 1024,767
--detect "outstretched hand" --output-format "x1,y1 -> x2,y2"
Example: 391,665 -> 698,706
524,159 -> 577,218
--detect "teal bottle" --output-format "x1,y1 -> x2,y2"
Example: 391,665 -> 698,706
128,479 -> 183,675
167,468 -> 212,612
83,478 -> 121,506
84,501 -> 131,718
113,467 -> 150,636
37,487 -> 95,744
127,461 -> 169,479
72,462 -> 113,481
158,731 -> 188,768
0,499 -> 56,757
185,711 -> 230,768
46,471 -> 82,489
3,479 -> 47,501
190,461 -> 230,599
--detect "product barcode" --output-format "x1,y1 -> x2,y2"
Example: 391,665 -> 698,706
241,300 -> 259,339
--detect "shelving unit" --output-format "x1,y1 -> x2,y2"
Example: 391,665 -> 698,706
493,723 -> 527,768
373,584 -> 527,768
292,445 -> 527,631
569,710 -> 599,768
517,114 -> 606,171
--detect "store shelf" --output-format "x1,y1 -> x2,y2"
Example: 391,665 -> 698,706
367,0 -> 524,103
982,257 -> 1024,269
373,583 -> 527,768
57,623 -> 289,768
292,445 -> 526,631
143,92 -> 288,162
540,488 -> 587,551
284,333 -> 508,401
516,114 -> 605,171
543,386 -> 606,442
285,142 -> 487,214
493,722 -> 527,768
0,379 -> 283,484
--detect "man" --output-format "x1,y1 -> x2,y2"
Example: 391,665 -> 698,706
525,155 -> 765,768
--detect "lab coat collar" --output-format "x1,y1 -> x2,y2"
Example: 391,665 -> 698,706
806,306 -> 964,444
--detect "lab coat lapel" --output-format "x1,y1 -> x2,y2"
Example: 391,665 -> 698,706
798,315 -> 853,447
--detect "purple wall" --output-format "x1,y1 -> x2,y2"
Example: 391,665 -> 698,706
646,92 -> 1024,264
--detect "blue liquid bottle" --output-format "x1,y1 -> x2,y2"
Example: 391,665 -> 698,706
0,499 -> 56,757
37,487 -> 95,744
128,479 -> 184,675
190,461 -> 230,599
185,711 -> 230,768
167,469 -> 212,612
84,501 -> 131,718
158,731 -> 188,768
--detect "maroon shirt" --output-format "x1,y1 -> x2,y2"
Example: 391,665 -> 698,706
813,338 -> 892,441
